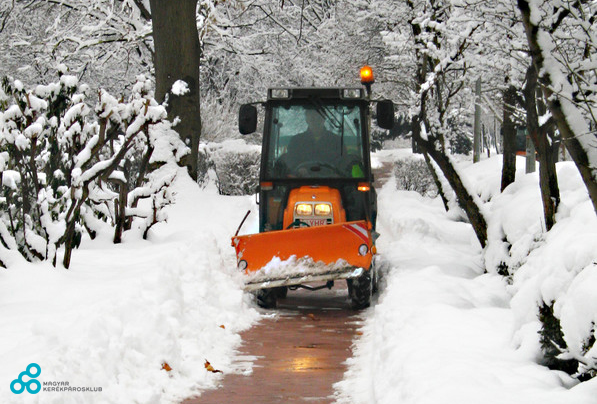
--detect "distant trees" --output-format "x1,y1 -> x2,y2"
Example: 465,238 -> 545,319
517,0 -> 597,216
1,0 -> 595,238
198,0 -> 398,106
0,0 -> 153,95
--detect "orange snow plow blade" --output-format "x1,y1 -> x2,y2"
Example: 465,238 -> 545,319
231,220 -> 374,291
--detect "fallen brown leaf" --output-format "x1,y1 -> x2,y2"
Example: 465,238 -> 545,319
161,362 -> 172,372
204,359 -> 223,374
307,313 -> 320,321
219,325 -> 226,329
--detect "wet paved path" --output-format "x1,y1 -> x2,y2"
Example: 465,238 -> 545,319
182,283 -> 361,403
373,161 -> 395,189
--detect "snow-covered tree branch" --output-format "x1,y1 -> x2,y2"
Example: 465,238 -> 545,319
0,72 -> 186,268
517,0 -> 597,215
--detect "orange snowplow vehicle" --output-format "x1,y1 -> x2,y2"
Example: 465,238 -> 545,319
232,67 -> 394,309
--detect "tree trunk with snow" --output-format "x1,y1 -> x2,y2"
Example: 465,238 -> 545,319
150,0 -> 201,180
406,0 -> 488,248
523,64 -> 560,231
413,116 -> 488,248
423,151 -> 449,212
517,0 -> 597,215
501,83 -> 517,192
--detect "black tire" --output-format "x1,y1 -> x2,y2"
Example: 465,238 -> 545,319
372,265 -> 379,295
348,270 -> 372,310
371,259 -> 381,295
256,288 -> 277,308
274,286 -> 288,299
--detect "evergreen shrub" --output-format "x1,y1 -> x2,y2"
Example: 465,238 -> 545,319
394,157 -> 437,197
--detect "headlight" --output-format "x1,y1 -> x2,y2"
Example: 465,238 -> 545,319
358,244 -> 369,256
295,203 -> 313,216
238,260 -> 248,270
314,203 -> 331,216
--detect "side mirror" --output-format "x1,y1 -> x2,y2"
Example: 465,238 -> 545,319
239,104 -> 257,135
376,100 -> 394,130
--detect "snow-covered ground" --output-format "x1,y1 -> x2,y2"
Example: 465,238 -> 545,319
2,147 -> 596,404
335,153 -> 597,403
0,171 -> 260,404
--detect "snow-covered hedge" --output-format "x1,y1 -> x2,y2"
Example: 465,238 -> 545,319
0,72 -> 187,268
202,140 -> 260,196
394,156 -> 438,197
336,153 -> 597,403
480,159 -> 597,381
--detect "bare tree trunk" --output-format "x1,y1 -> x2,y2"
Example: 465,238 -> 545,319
518,0 -> 597,215
413,116 -> 488,248
523,65 -> 560,231
501,82 -> 517,192
422,150 -> 449,212
113,180 -> 127,244
149,0 -> 201,180
62,197 -> 85,269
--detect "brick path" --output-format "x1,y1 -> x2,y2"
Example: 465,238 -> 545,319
182,283 -> 361,404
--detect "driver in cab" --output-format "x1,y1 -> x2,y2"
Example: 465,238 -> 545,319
283,108 -> 346,177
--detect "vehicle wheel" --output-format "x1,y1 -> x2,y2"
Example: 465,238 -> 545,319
371,261 -> 381,295
348,270 -> 372,310
274,286 -> 288,299
256,288 -> 277,309
372,266 -> 379,295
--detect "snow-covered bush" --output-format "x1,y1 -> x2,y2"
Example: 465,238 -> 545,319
483,161 -> 597,381
214,151 -> 259,196
206,140 -> 260,196
393,157 -> 437,197
0,73 -> 187,268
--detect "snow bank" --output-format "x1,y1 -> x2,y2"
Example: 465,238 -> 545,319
204,138 -> 261,156
487,162 -> 597,376
0,171 -> 260,403
370,148 -> 415,169
336,152 -> 597,403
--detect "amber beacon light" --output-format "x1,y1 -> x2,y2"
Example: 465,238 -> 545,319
360,65 -> 374,85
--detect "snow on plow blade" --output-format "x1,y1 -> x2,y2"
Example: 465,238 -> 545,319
231,220 -> 373,291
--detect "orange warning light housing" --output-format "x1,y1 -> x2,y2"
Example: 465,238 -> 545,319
360,65 -> 375,85
357,182 -> 371,192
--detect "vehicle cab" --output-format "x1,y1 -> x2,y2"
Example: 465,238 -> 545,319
254,87 -> 377,233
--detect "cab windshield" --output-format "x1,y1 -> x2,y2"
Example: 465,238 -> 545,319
264,102 -> 366,179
